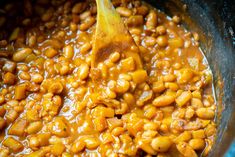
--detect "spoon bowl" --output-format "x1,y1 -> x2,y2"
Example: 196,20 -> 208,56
91,0 -> 143,70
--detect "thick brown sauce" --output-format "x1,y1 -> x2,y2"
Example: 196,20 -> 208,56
0,0 -> 216,157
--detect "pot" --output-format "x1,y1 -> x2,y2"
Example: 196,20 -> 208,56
147,0 -> 235,156
0,0 -> 234,156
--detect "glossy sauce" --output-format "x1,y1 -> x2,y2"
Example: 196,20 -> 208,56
0,0 -> 216,156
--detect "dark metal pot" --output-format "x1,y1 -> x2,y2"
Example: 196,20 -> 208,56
147,0 -> 235,156
0,0 -> 234,156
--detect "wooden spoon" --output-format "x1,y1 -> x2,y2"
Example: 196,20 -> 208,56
91,0 -> 143,71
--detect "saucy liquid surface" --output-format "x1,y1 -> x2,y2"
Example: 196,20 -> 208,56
0,0 -> 216,156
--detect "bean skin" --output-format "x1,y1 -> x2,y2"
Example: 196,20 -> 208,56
153,94 -> 175,107
13,48 -> 32,62
196,108 -> 215,119
151,136 -> 172,152
116,7 -> 132,17
78,63 -> 89,80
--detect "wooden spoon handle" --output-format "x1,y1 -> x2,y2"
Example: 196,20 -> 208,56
95,0 -> 128,39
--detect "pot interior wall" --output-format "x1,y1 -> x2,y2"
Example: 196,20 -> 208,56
147,0 -> 235,156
